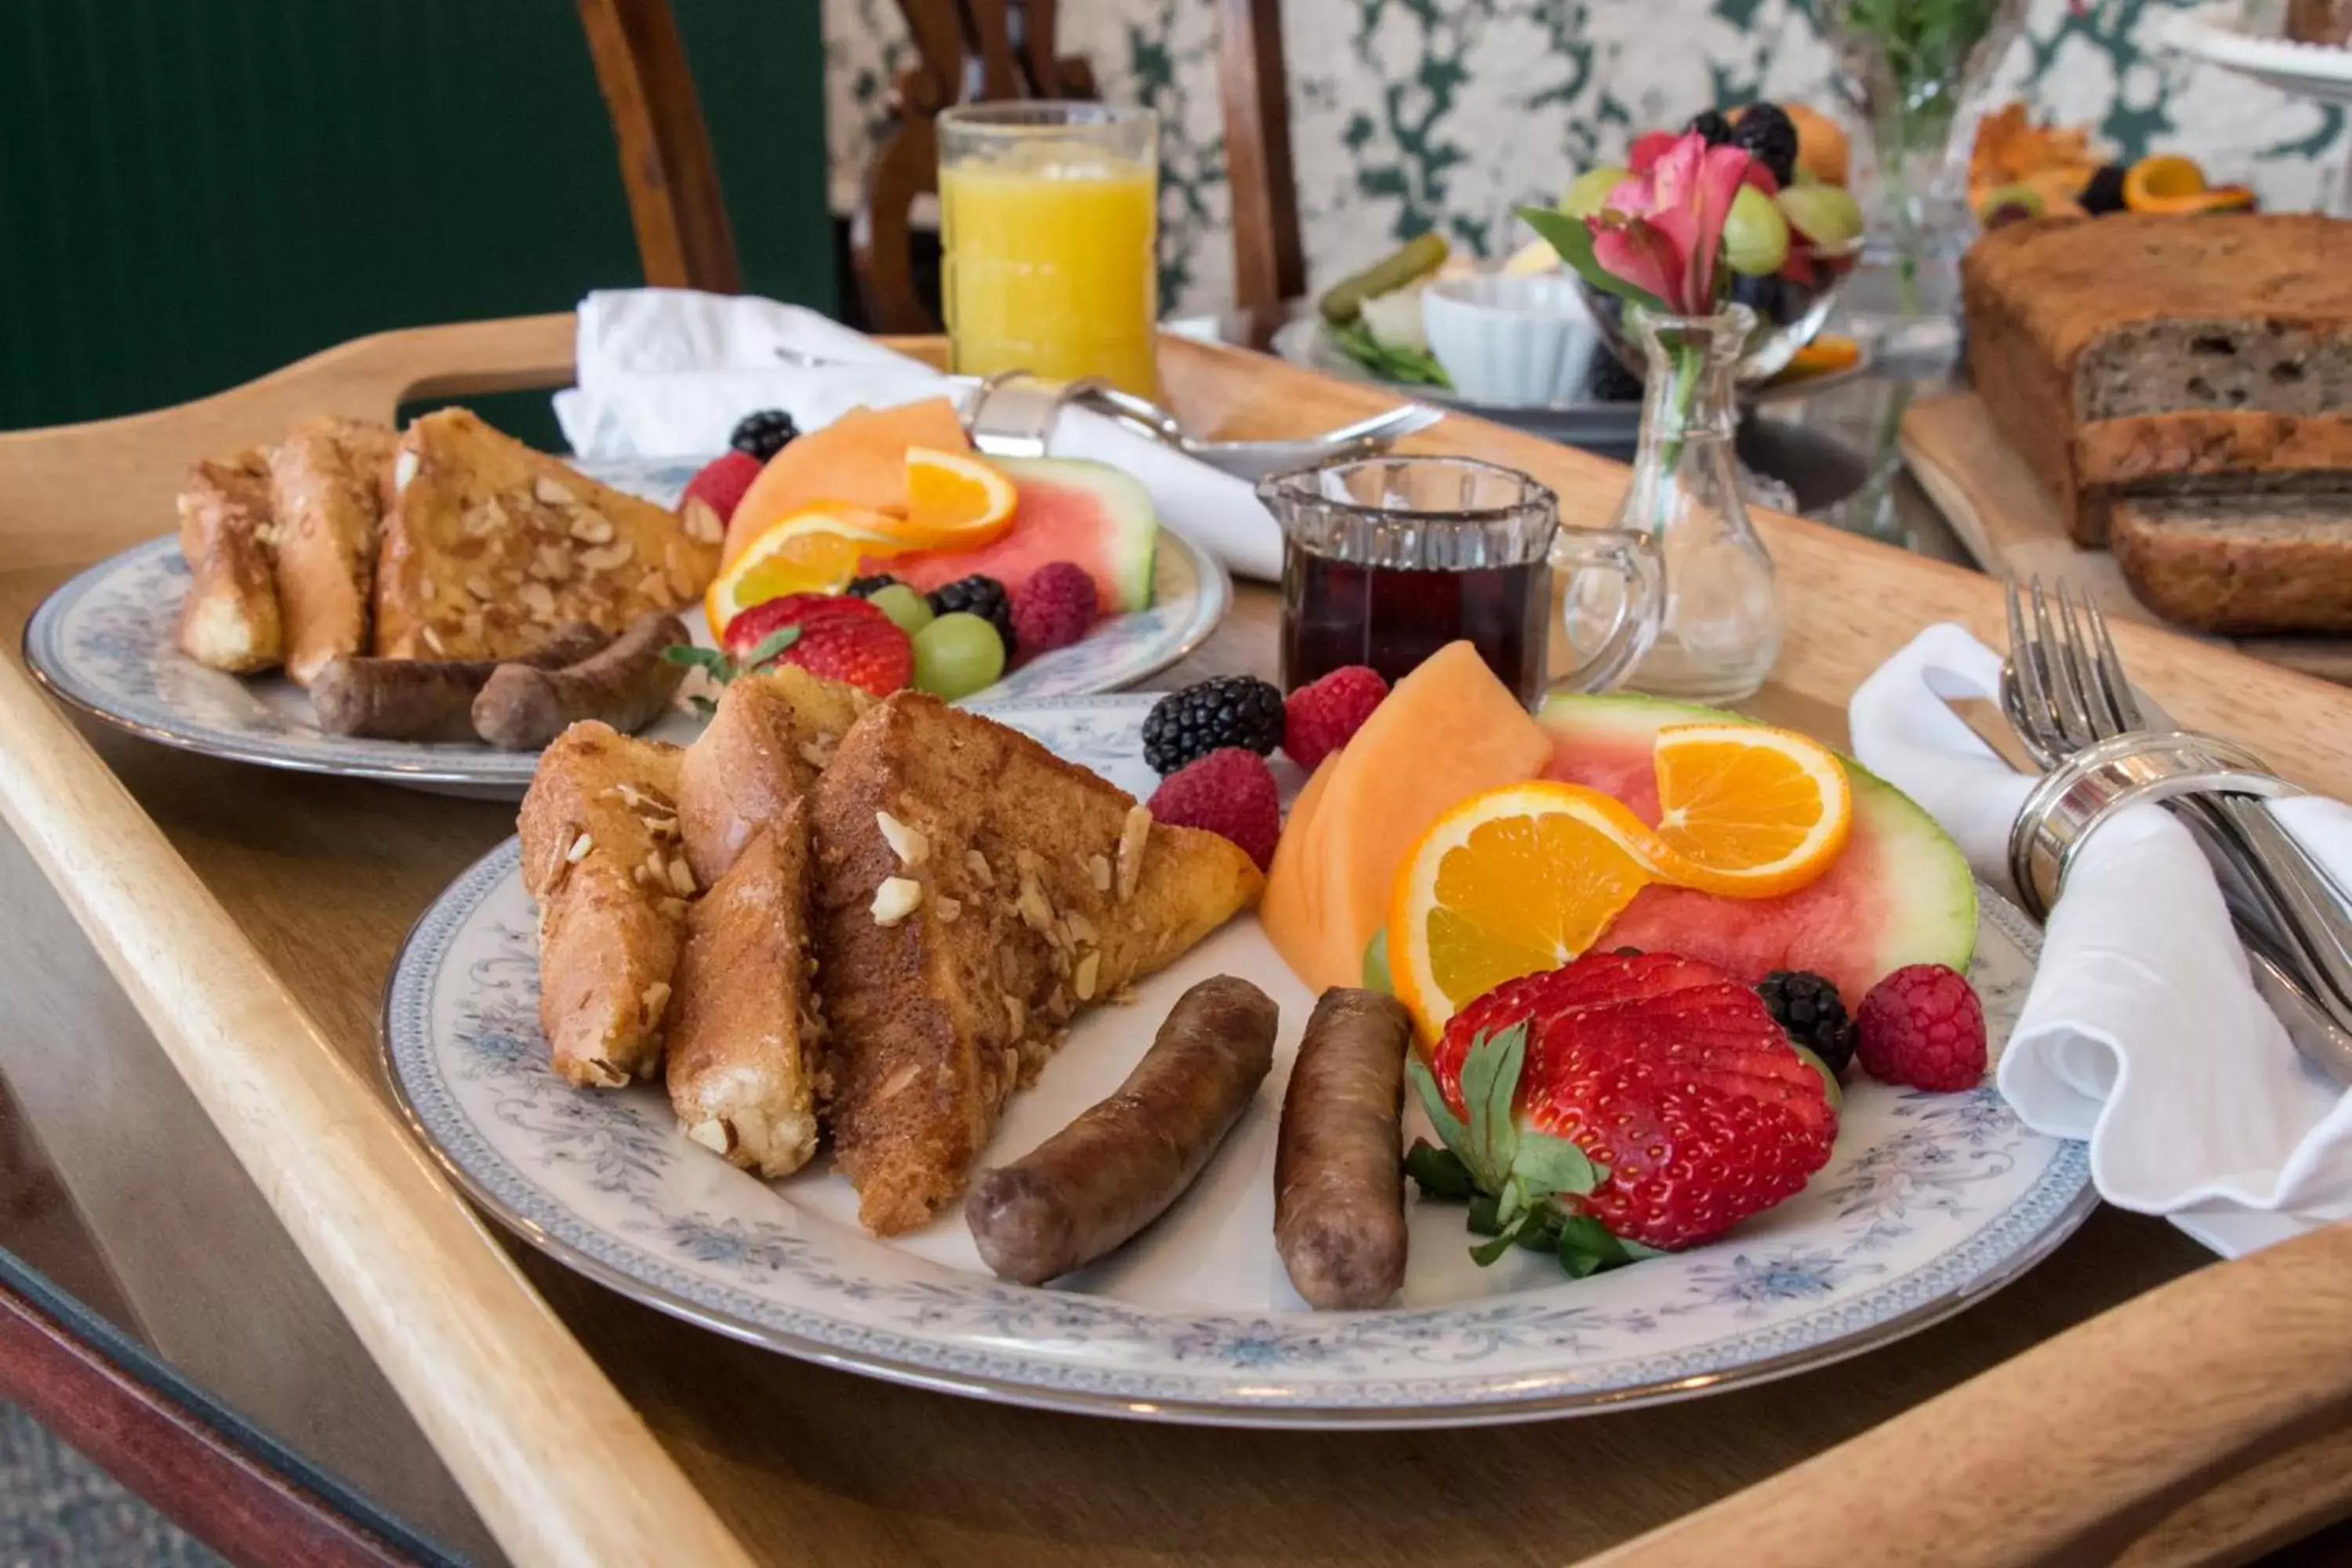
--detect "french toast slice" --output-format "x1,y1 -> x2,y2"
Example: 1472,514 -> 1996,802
174,450 -> 283,674
375,408 -> 721,662
666,803 -> 825,1178
809,692 -> 1265,1236
676,666 -> 873,887
518,721 -> 695,1088
271,417 -> 397,685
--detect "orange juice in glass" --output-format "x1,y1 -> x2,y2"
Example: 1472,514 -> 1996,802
938,103 -> 1160,397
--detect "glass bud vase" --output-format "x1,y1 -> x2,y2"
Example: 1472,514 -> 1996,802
1610,306 -> 1780,703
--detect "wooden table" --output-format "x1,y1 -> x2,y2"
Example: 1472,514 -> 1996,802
7,317 -> 2352,1566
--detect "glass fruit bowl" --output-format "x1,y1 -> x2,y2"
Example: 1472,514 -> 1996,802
1574,232 -> 1865,387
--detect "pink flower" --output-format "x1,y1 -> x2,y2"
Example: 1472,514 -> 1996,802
1587,131 -> 1756,316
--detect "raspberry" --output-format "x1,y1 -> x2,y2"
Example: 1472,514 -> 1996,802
1282,666 -> 1388,770
1010,561 -> 1099,656
1146,748 -> 1280,869
1855,964 -> 1986,1092
681,450 -> 763,531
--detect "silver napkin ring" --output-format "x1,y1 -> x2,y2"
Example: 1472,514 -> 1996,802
2008,730 -> 2297,919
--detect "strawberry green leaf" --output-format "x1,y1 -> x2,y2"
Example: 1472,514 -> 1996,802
1404,1139 -> 1475,1202
688,694 -> 718,720
1509,1131 -> 1604,1204
1406,1057 -> 1473,1171
1460,1019 -> 1528,1190
739,626 -> 803,672
1468,1211 -> 1532,1267
1465,1191 -> 1502,1236
1555,1213 -> 1639,1279
662,644 -> 731,677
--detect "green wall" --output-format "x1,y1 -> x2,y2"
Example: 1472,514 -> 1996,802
0,0 -> 835,434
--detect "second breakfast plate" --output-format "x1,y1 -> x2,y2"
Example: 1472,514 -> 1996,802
383,694 -> 2094,1428
24,458 -> 1226,797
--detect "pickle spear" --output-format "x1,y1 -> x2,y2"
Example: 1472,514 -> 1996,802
1318,232 -> 1450,325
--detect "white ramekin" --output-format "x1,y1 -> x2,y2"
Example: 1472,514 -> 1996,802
1421,274 -> 1601,406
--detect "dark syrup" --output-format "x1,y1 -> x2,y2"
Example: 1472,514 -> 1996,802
1280,541 -> 1548,703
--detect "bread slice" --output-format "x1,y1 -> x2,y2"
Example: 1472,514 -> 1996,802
666,803 -> 825,1179
518,721 -> 694,1088
676,666 -> 873,888
2074,411 -> 2352,542
270,418 -> 397,684
808,692 -> 1265,1235
1964,214 -> 2352,544
2111,494 -> 2352,633
375,408 -> 722,661
174,450 -> 283,673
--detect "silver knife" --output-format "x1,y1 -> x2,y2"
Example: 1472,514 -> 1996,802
1921,667 -> 2042,775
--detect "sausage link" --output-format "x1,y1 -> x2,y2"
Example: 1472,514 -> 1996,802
1275,987 -> 1411,1308
471,611 -> 688,750
309,622 -> 612,740
966,975 -> 1277,1285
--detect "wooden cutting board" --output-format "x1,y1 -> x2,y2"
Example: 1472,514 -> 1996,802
1900,390 -> 2352,687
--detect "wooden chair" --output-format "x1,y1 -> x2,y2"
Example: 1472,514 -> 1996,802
1216,0 -> 1305,328
575,0 -> 741,295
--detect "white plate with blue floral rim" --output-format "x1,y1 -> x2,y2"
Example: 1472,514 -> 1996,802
383,693 -> 2092,1428
24,458 -> 1227,798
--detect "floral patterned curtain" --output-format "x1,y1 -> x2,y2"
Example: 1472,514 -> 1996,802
824,0 -> 2347,316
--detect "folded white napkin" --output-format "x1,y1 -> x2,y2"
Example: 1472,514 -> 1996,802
553,289 -> 1284,580
1849,623 -> 2352,1258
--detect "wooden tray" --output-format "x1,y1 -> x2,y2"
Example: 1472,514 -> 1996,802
8,319 -> 2352,1566
1900,390 -> 2352,687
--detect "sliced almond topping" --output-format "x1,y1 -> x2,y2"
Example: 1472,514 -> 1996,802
640,981 -> 672,1021
419,625 -> 445,655
419,576 -> 438,604
586,1057 -> 629,1089
579,539 -> 634,572
518,580 -> 557,622
644,814 -> 680,840
566,832 -> 595,864
394,450 -> 420,492
966,848 -> 993,884
934,895 -> 961,922
530,543 -> 573,582
656,896 -> 688,920
870,876 -> 924,927
875,811 -> 929,868
1065,910 -> 1099,947
797,740 -> 833,772
1003,993 -> 1027,1036
1014,848 -> 1044,877
1116,805 -> 1152,901
877,1062 -> 920,1101
1088,853 -> 1113,892
1074,949 -> 1102,1003
535,475 -> 577,506
1016,876 -> 1054,934
997,945 -> 1021,989
568,510 -> 614,544
667,856 -> 696,897
686,1118 -> 733,1155
681,498 -> 725,544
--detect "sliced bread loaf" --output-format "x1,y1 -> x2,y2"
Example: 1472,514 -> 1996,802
2111,494 -> 2352,633
2074,410 -> 2352,540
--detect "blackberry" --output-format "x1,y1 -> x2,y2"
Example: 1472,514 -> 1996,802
2080,162 -> 2129,216
1687,109 -> 1736,147
1142,676 -> 1285,775
729,408 -> 800,460
1729,103 -> 1798,187
1756,969 -> 1857,1076
845,574 -> 901,599
925,574 -> 1015,658
1585,350 -> 1646,402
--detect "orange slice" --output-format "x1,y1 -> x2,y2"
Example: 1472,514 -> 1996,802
704,503 -> 912,631
1647,722 -> 1851,898
1388,782 -> 1670,1040
904,446 -> 1018,544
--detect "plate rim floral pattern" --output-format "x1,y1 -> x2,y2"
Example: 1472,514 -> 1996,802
23,462 -> 1226,793
381,693 -> 2094,1428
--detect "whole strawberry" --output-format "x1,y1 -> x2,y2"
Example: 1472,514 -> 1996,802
1856,964 -> 1986,1092
681,450 -> 763,539
718,593 -> 912,698
1417,951 -> 1835,1260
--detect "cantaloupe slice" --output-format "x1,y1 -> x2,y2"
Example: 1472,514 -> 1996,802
722,396 -> 972,565
1258,641 -> 1554,995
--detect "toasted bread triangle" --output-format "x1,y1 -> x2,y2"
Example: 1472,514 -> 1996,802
376,408 -> 720,660
808,692 -> 1264,1234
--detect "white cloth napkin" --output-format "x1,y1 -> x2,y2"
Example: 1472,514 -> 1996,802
1849,623 -> 2352,1257
552,289 -> 1285,580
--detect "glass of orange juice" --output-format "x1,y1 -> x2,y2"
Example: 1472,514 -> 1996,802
938,102 -> 1160,397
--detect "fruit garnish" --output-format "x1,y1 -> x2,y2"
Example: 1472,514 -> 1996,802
1386,781 -> 1670,1040
903,446 -> 1018,543
1559,164 -> 1631,220
1856,964 -> 1986,1091
1008,561 -> 1100,656
925,573 -> 1017,660
1148,747 -> 1282,870
1723,184 -> 1791,277
1726,102 -> 1798,187
1775,181 -> 1864,251
1410,950 -> 1835,1264
1756,968 -> 1857,1076
1282,665 -> 1388,771
704,503 -> 914,627
709,591 -> 911,699
2121,154 -> 2256,216
1774,336 -> 1863,382
909,612 -> 1006,700
1142,675 -> 1286,775
729,408 -> 800,460
1646,721 -> 1853,897
867,583 -> 935,635
681,451 -> 764,543
1777,103 -> 1849,187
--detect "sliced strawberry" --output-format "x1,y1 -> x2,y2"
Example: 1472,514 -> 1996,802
717,591 -> 912,698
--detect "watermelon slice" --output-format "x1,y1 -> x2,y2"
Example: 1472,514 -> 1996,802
882,457 -> 1158,613
1537,691 -> 1976,1007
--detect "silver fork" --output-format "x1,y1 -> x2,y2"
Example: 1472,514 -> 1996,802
2002,578 -> 2352,1062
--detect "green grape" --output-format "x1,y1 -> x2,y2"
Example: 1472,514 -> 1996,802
912,612 -> 1006,699
1559,165 -> 1631,220
1776,182 -> 1864,250
867,583 -> 934,635
1722,184 -> 1791,278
